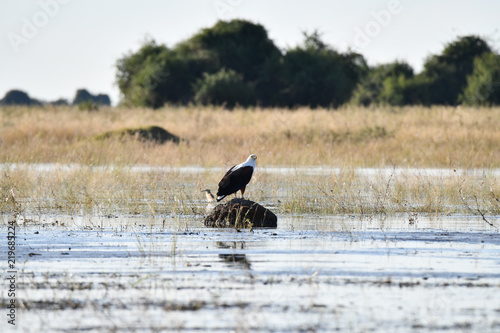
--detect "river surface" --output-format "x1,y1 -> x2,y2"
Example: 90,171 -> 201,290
1,163 -> 499,332
1,214 -> 499,332
2,162 -> 500,177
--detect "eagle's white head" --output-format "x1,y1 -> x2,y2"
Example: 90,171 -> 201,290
232,154 -> 257,172
246,154 -> 257,166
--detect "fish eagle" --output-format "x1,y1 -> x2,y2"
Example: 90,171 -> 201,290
216,154 -> 257,201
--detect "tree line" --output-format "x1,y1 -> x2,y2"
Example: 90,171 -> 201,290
2,19 -> 498,110
116,19 -> 500,109
0,89 -> 111,108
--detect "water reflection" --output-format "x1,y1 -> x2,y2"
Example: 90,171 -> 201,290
217,241 -> 251,269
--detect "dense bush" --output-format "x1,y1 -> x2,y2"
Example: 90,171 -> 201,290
177,19 -> 281,81
350,61 -> 414,106
0,89 -> 41,106
350,35 -> 495,106
278,32 -> 365,108
194,69 -> 255,108
419,35 -> 491,105
73,89 -> 111,106
49,98 -> 69,106
114,19 -> 498,109
116,21 -> 279,109
116,40 -> 206,108
115,21 -> 366,109
461,52 -> 500,106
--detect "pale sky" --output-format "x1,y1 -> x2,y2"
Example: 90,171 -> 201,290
1,0 -> 499,105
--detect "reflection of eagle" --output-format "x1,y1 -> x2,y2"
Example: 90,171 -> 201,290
217,241 -> 251,269
216,154 -> 257,202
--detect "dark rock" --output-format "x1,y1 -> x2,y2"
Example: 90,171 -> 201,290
49,98 -> 69,106
204,198 -> 277,228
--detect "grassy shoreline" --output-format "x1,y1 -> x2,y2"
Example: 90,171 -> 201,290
1,164 -> 499,222
1,105 -> 499,168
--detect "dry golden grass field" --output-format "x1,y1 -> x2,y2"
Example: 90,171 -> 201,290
1,105 -> 499,168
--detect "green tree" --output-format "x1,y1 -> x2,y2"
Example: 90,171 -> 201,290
116,21 -> 280,108
116,39 -> 166,105
194,68 -> 255,108
178,19 -> 281,81
49,98 -> 69,106
353,36 -> 493,106
350,61 -> 414,106
279,31 -> 364,108
179,19 -> 282,107
0,89 -> 40,106
116,39 -> 208,108
73,89 -> 111,106
461,52 -> 500,106
419,35 -> 491,105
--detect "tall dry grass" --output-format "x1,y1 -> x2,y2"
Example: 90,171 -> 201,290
0,166 -> 206,217
1,165 -> 499,220
1,105 -> 499,168
276,168 -> 500,217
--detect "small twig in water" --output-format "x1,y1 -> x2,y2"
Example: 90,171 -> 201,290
473,195 -> 497,231
377,165 -> 395,214
459,182 -> 498,231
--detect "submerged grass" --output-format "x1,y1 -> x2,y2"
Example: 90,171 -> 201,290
0,167 -> 205,217
280,168 -> 500,217
1,166 -> 499,226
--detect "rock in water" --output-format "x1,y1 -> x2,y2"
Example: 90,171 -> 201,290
204,198 -> 277,228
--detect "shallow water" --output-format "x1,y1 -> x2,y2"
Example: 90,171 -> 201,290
2,162 -> 500,177
1,163 -> 499,331
1,215 -> 499,332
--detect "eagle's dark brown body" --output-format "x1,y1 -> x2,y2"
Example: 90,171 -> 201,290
216,155 -> 256,201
